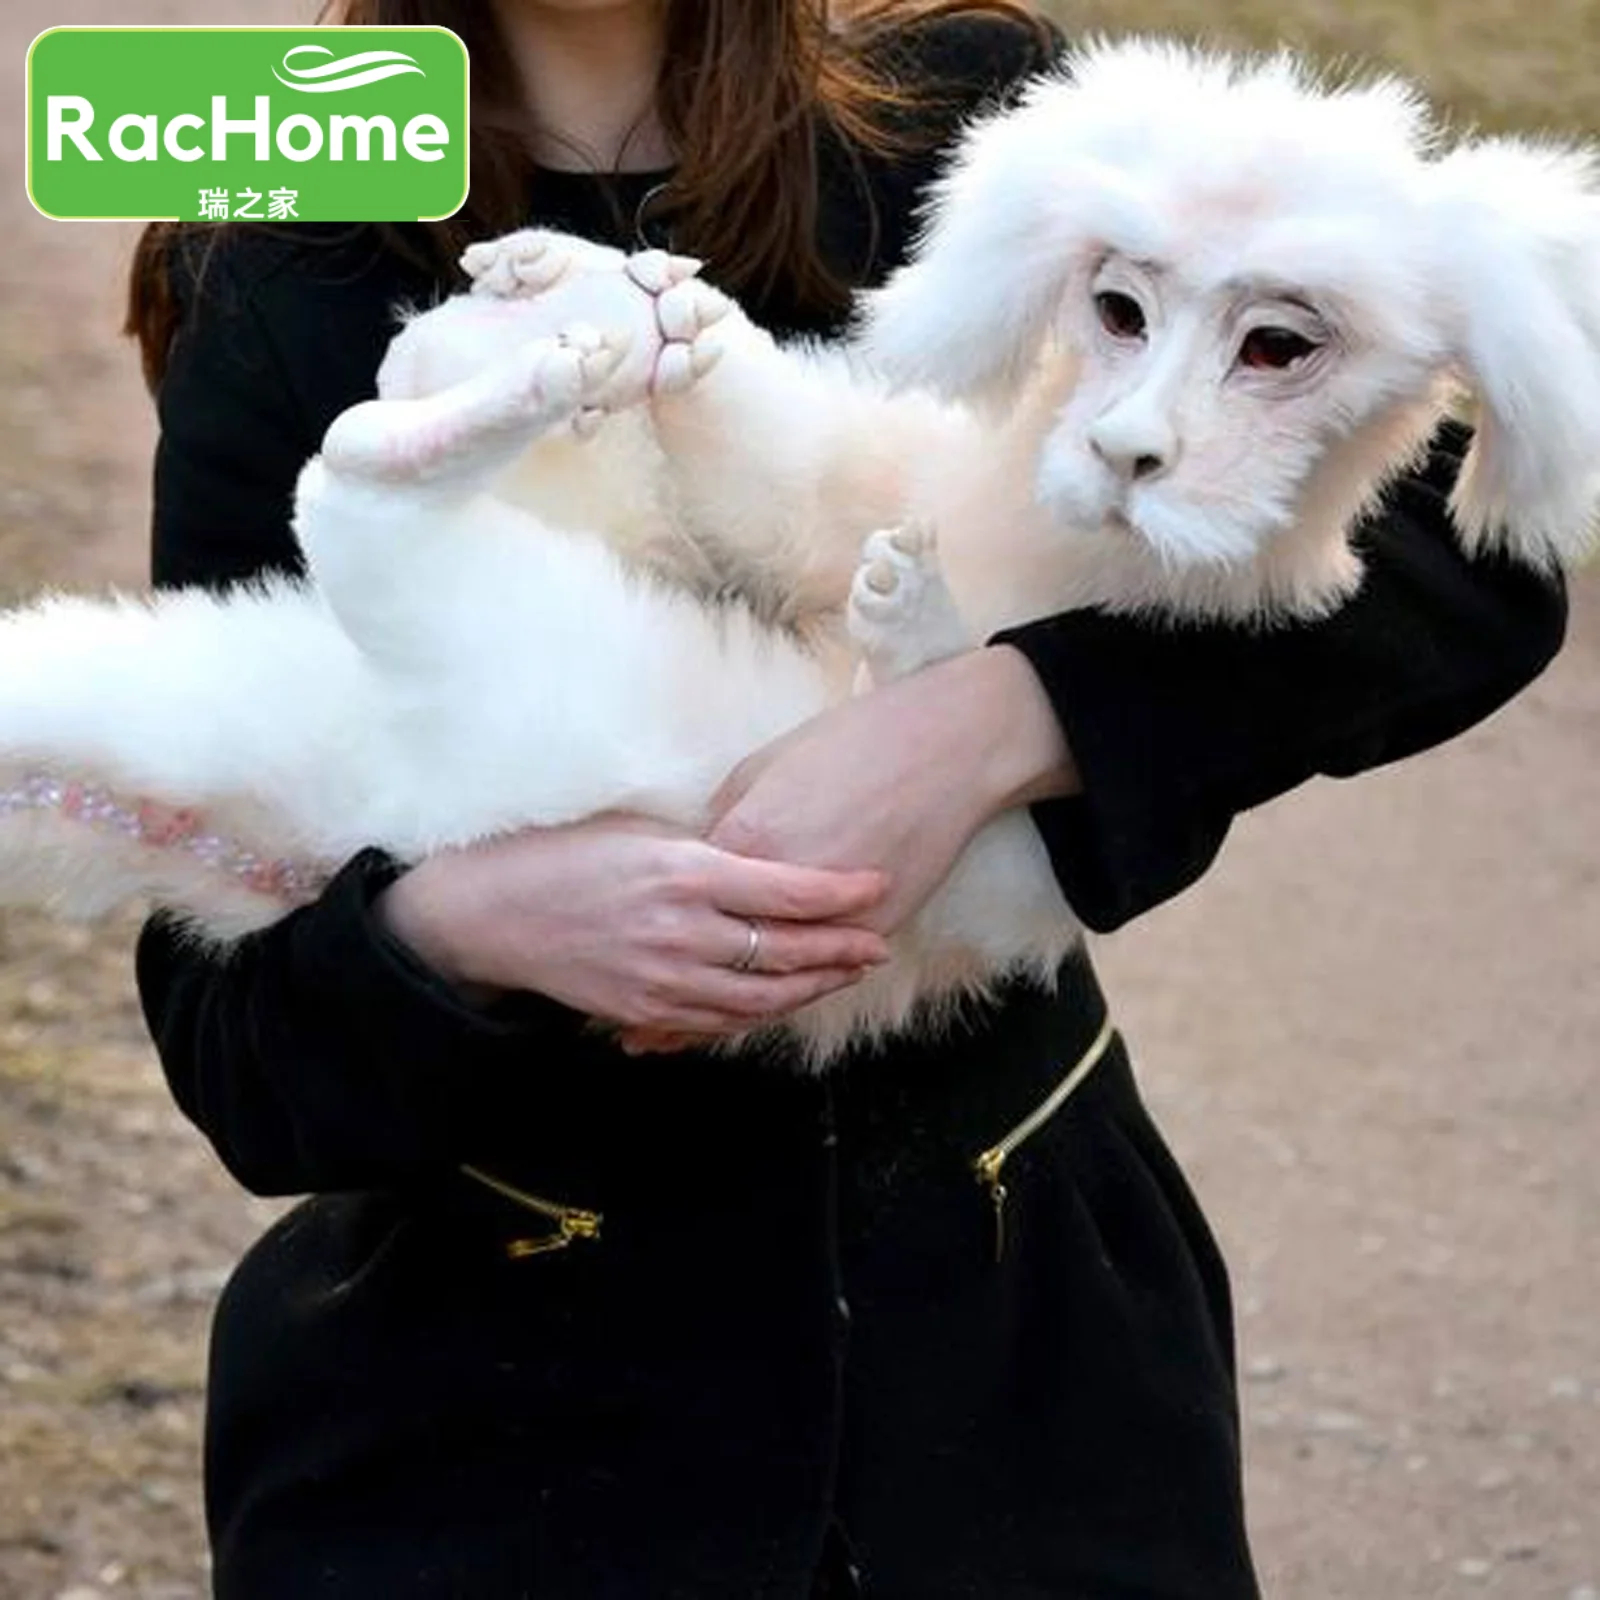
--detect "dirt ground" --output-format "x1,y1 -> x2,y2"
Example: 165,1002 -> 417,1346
1,2 -> 1596,1597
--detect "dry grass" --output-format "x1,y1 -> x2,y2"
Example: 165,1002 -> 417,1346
1040,0 -> 1600,132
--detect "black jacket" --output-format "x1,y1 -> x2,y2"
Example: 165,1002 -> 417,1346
134,16 -> 1565,1599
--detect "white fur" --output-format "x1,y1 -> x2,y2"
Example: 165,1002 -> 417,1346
0,39 -> 1594,1067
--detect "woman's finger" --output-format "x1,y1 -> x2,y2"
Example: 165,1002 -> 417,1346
705,751 -> 760,821
620,964 -> 870,1036
617,1029 -> 722,1056
711,917 -> 890,975
700,850 -> 887,923
681,964 -> 873,1024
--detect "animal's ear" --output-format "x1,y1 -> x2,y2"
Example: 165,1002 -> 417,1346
857,74 -> 1154,405
1430,139 -> 1600,570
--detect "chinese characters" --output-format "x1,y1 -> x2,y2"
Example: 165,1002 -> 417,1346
197,186 -> 298,220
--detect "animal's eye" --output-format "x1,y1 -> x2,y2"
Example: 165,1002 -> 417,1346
1237,327 -> 1319,371
1094,291 -> 1147,341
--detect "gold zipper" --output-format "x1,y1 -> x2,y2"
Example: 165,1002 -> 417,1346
459,1163 -> 603,1260
972,1014 -> 1115,1263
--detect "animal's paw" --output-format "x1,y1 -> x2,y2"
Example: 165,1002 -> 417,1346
848,522 -> 970,682
485,324 -> 630,443
558,324 -> 637,439
330,326 -> 632,483
462,230 -> 629,299
849,522 -> 940,634
624,251 -> 733,396
455,233 -> 687,422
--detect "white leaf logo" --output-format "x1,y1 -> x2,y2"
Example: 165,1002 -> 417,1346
273,45 -> 425,93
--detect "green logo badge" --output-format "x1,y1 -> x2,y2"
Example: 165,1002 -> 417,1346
26,27 -> 469,222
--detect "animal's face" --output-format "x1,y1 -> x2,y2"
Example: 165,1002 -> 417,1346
1034,240 -> 1438,568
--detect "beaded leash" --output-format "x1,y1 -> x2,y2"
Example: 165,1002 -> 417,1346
0,769 -> 329,903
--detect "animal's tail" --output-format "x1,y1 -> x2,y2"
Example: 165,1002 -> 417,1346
0,580 -> 364,938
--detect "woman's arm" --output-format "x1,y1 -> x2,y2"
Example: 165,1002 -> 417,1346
137,854 -> 567,1196
141,835 -> 888,1194
705,645 -> 1076,934
696,425 -> 1565,949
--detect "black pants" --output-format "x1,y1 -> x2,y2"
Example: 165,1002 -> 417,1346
205,955 -> 1257,1598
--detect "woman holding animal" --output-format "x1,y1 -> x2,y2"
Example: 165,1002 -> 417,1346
125,0 -> 1567,1595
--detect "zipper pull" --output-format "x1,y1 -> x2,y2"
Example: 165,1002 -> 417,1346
974,1149 -> 1009,1263
506,1232 -> 566,1260
460,1164 -> 603,1262
506,1209 -> 602,1260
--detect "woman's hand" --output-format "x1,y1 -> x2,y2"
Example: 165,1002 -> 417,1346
616,648 -> 1079,1056
377,813 -> 891,1037
709,646 -> 1079,932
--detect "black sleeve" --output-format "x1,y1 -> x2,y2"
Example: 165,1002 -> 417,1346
992,422 -> 1568,931
136,236 -> 585,1198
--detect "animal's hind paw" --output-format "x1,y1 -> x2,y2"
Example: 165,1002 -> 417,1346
848,522 -> 970,683
474,324 -> 629,444
462,230 -> 629,299
559,324 -> 635,438
325,326 -> 631,483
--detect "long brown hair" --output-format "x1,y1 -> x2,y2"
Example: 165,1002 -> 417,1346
126,0 -> 1050,387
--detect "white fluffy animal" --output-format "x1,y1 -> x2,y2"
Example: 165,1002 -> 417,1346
1,39 -> 1596,1064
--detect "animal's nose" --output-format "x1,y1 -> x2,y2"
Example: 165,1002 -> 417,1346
1088,411 -> 1179,483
